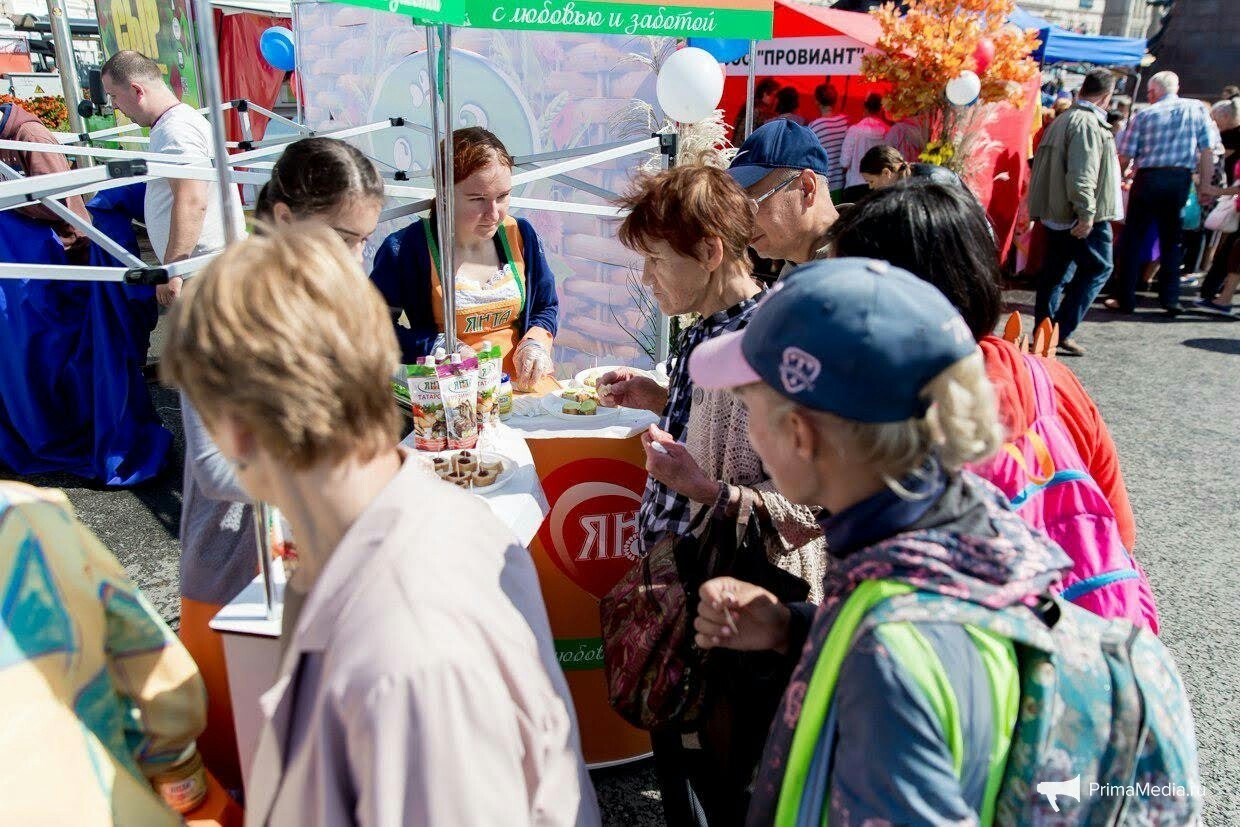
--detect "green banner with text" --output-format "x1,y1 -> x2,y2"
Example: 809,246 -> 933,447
328,0 -> 467,25
555,637 -> 605,671
466,0 -> 772,39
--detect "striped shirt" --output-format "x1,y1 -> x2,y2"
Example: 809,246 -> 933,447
1117,94 -> 1214,170
809,114 -> 849,191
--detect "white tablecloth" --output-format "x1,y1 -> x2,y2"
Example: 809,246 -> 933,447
503,393 -> 660,440
399,422 -> 549,547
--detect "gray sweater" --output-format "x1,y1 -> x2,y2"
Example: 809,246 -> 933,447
179,396 -> 258,606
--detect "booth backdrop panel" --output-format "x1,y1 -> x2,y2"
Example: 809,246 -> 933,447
719,2 -> 882,142
294,2 -> 664,379
717,0 -> 1036,260
967,76 -> 1041,263
216,11 -> 292,143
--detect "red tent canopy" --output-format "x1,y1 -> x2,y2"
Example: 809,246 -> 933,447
774,2 -> 882,44
720,0 -> 1038,260
720,0 -> 887,126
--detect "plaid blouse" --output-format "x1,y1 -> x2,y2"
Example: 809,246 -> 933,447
638,295 -> 762,553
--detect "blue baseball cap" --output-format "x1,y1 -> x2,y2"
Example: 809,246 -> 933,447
688,259 -> 978,423
727,119 -> 835,189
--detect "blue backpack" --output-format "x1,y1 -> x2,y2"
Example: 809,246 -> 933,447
857,590 -> 1201,824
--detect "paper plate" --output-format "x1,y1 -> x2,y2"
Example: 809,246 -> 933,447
573,365 -> 654,388
542,388 -> 622,420
425,449 -> 518,494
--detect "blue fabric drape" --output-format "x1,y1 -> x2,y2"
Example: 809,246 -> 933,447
0,183 -> 170,486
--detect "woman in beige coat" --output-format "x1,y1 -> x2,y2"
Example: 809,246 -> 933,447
160,226 -> 599,827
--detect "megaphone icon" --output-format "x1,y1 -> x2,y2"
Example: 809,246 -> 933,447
1036,775 -> 1082,812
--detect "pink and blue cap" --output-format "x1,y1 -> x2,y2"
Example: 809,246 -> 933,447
688,258 -> 979,423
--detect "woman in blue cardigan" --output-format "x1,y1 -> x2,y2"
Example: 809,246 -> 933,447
370,127 -> 560,390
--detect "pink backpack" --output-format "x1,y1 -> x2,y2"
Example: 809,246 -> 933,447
971,354 -> 1160,633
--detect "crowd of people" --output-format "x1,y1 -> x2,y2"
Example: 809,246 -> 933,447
0,46 -> 1212,827
1029,69 -> 1240,352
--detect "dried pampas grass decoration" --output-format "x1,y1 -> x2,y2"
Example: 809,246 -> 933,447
609,36 -> 739,171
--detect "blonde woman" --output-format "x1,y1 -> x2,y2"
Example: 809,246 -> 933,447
687,260 -> 1074,824
160,226 -> 598,827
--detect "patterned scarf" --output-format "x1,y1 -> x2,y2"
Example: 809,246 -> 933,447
746,473 -> 1072,825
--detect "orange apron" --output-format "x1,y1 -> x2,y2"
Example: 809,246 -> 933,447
425,218 -> 558,392
427,217 -> 524,369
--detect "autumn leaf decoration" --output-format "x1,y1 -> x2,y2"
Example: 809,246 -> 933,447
861,0 -> 1040,171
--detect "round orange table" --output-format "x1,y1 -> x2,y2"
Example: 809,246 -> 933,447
522,428 -> 654,766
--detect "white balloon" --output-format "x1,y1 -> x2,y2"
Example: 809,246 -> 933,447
656,47 -> 724,124
946,70 -> 982,107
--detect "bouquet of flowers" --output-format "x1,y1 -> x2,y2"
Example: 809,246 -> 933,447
0,94 -> 70,131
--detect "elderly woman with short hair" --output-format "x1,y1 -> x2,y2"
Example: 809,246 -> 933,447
161,225 -> 598,827
599,163 -> 826,826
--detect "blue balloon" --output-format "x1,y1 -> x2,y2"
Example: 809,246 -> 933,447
259,26 -> 296,72
688,38 -> 750,65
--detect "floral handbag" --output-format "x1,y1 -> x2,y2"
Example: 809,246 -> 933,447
599,490 -> 808,731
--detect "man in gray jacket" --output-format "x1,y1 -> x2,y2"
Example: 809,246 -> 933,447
1028,69 -> 1122,355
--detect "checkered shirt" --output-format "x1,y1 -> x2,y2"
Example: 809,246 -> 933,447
637,295 -> 761,554
1117,95 -> 1215,171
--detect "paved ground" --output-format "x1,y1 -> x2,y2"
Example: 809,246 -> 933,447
3,288 -> 1237,825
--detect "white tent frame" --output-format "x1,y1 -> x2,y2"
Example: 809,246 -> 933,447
0,116 -> 656,283
1,9 -> 696,617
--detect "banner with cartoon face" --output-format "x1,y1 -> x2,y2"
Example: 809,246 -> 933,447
296,3 -> 665,379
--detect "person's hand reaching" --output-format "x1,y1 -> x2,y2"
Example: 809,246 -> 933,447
640,424 -> 718,504
694,577 -> 792,654
597,368 -> 667,413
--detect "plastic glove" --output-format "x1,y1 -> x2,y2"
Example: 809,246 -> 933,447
454,341 -> 477,361
512,338 -> 553,391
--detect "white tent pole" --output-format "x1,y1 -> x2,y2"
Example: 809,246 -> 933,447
426,24 -> 457,350
192,0 -> 275,622
192,0 -> 243,244
744,40 -> 757,140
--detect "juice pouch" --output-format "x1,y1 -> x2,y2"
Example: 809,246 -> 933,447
476,342 -> 502,430
438,355 -> 480,450
407,361 -> 447,451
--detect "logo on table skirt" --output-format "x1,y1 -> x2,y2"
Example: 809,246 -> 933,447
537,458 -> 648,599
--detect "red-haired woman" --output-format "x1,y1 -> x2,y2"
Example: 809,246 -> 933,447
370,127 -> 559,390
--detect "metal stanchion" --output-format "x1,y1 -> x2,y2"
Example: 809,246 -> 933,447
744,40 -> 757,140
426,24 -> 457,349
655,131 -> 678,364
45,0 -> 89,144
191,0 -> 244,238
192,0 -> 275,621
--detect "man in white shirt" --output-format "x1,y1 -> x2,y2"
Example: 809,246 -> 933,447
839,92 -> 890,191
101,51 -> 244,305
